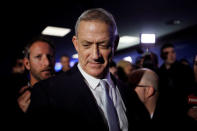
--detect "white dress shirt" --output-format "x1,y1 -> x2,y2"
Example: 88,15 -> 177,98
78,64 -> 128,131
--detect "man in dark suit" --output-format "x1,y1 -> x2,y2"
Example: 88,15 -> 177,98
27,8 -> 149,131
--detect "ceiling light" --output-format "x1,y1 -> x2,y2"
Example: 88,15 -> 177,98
117,36 -> 139,50
42,26 -> 71,37
140,34 -> 155,44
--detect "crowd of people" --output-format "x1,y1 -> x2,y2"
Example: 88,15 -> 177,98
5,8 -> 197,130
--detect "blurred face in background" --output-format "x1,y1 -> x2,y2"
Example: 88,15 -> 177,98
163,47 -> 176,65
134,86 -> 146,102
60,56 -> 70,71
12,59 -> 25,74
24,41 -> 55,84
124,64 -> 134,76
73,20 -> 117,78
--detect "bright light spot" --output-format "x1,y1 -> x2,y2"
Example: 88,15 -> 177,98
140,34 -> 156,44
72,54 -> 78,59
55,62 -> 62,72
70,61 -> 75,67
42,26 -> 71,37
123,56 -> 133,63
118,36 -> 139,50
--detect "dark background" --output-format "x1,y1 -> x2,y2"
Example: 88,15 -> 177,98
1,0 -> 197,75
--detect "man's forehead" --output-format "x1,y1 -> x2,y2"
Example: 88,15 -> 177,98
61,57 -> 69,61
78,20 -> 111,32
29,47 -> 54,58
77,20 -> 115,40
30,42 -> 52,51
163,47 -> 174,52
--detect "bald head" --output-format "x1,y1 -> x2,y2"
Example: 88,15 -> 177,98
129,68 -> 159,116
129,68 -> 159,90
139,69 -> 159,90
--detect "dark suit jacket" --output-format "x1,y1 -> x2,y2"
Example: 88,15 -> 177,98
27,65 -> 149,130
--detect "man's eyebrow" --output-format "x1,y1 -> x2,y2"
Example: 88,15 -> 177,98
81,39 -> 109,44
98,40 -> 109,44
81,40 -> 92,44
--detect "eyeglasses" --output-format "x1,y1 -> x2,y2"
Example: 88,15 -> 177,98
135,84 -> 158,92
136,85 -> 150,88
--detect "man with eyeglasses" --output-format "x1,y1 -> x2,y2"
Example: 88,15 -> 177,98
128,68 -> 159,119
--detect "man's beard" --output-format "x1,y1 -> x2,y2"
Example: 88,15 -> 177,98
31,71 -> 44,81
31,69 -> 53,82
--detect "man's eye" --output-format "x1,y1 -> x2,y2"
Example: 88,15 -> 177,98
83,44 -> 89,46
36,55 -> 41,58
100,44 -> 110,49
100,45 -> 107,48
82,43 -> 90,47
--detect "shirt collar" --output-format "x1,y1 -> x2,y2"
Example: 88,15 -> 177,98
150,112 -> 154,119
77,63 -> 113,90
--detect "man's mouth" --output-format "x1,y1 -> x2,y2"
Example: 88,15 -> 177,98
89,62 -> 101,64
88,62 -> 103,68
42,68 -> 52,73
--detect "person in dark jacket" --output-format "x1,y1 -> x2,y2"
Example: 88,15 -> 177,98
158,43 -> 194,120
26,8 -> 149,131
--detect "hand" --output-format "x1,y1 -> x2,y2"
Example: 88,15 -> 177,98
17,85 -> 31,113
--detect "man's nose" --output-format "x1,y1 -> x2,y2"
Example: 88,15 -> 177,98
92,44 -> 100,60
43,56 -> 50,66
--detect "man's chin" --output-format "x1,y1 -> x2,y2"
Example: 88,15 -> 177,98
87,69 -> 106,78
41,74 -> 52,80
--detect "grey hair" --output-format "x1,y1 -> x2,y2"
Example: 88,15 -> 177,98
75,8 -> 118,38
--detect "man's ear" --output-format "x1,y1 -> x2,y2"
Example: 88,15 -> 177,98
72,36 -> 79,52
145,86 -> 155,98
24,57 -> 30,70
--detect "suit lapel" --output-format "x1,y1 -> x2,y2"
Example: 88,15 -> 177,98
70,65 -> 108,129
